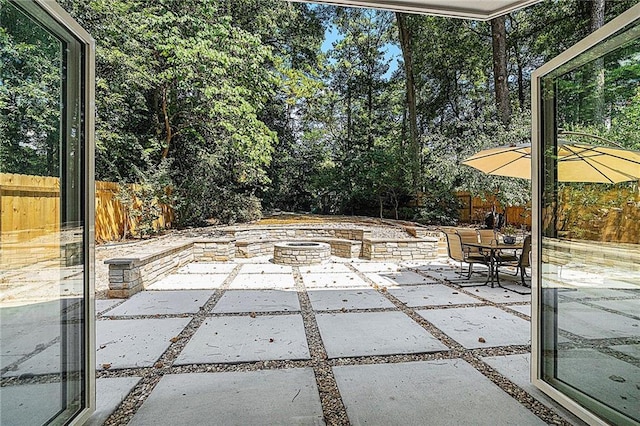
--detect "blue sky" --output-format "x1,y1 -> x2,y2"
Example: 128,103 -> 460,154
321,25 -> 401,79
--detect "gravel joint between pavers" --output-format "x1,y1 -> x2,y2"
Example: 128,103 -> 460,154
88,251 -> 585,425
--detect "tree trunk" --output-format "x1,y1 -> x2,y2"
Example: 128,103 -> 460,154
396,12 -> 420,191
491,15 -> 511,126
160,86 -> 172,159
591,0 -> 606,126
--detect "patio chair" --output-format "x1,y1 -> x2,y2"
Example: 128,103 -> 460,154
455,228 -> 483,256
496,235 -> 531,286
478,229 -> 497,245
443,230 -> 489,278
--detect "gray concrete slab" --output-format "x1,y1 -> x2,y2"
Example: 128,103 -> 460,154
556,348 -> 640,420
365,271 -> 436,287
588,298 -> 640,317
507,304 -> 531,317
0,382 -> 61,426
302,272 -> 370,289
212,290 -> 300,313
96,299 -> 122,313
333,360 -> 545,425
299,263 -> 352,274
307,289 -> 395,311
481,354 -> 584,425
466,285 -> 531,303
417,306 -> 531,349
147,273 -> 226,290
557,301 -> 640,339
128,368 -> 324,426
558,288 -> 636,300
351,262 -> 406,273
96,318 -> 190,369
1,300 -> 62,369
175,315 -> 309,364
499,282 -> 532,295
86,377 -> 142,426
611,343 -> 640,359
103,290 -> 213,316
228,273 -> 295,290
176,262 -> 236,274
315,312 -> 448,358
388,284 -> 480,307
3,343 -> 60,377
238,263 -> 293,274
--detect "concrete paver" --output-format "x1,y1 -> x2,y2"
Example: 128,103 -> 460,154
96,299 -> 123,313
0,382 -> 61,426
103,290 -> 213,315
315,311 -> 448,358
417,306 -> 531,348
307,288 -> 396,311
301,272 -> 369,289
3,343 -> 60,377
333,360 -> 546,425
610,343 -> 640,359
238,263 -> 293,274
212,289 -> 300,313
86,377 -> 142,426
176,262 -> 236,274
350,262 -> 405,273
507,304 -> 531,317
465,285 -> 531,303
481,353 -> 583,424
96,318 -> 190,369
299,263 -> 352,273
558,288 -> 637,300
557,302 -> 640,339
128,369 -> 324,426
80,254 -> 587,425
365,271 -> 436,287
147,273 -> 227,290
556,349 -> 640,420
175,315 -> 310,364
388,284 -> 480,307
588,298 -> 640,317
228,273 -> 295,289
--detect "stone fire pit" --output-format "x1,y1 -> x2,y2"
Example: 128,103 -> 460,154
273,241 -> 331,265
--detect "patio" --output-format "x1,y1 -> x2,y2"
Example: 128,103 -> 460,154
83,254 -> 584,425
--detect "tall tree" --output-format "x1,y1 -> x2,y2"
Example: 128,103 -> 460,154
491,15 -> 511,125
590,0 -> 606,126
396,12 -> 420,191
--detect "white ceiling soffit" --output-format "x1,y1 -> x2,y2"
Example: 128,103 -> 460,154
288,0 -> 544,20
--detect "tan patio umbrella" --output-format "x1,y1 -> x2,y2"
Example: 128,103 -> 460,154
462,143 -> 640,183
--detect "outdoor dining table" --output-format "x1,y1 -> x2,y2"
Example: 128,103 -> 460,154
462,241 -> 524,288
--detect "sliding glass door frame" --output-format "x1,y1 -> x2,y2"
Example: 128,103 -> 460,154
6,1 -> 96,424
531,4 -> 640,425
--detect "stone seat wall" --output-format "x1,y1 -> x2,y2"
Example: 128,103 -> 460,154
362,237 -> 439,261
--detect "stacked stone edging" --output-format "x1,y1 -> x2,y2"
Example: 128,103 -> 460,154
362,237 -> 439,261
104,226 -> 441,298
106,243 -> 194,298
273,242 -> 331,265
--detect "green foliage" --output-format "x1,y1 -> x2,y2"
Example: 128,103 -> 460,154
115,159 -> 174,239
0,1 -> 61,176
423,109 -> 532,207
6,1 -> 638,230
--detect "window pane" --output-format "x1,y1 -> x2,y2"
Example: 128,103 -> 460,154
539,18 -> 640,425
0,1 -> 86,424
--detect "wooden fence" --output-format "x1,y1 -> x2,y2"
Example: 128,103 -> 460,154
456,192 -> 532,228
1,173 -> 174,246
456,188 -> 639,243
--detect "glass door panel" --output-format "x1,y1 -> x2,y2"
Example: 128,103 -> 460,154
0,1 -> 94,424
533,5 -> 640,425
